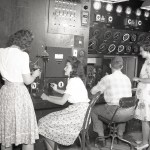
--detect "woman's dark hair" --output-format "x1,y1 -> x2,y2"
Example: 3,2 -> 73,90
6,29 -> 33,50
66,56 -> 85,82
141,43 -> 150,52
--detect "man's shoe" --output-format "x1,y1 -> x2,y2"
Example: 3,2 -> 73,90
135,144 -> 149,150
95,136 -> 106,148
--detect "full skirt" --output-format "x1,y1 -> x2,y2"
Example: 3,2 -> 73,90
0,82 -> 39,147
38,103 -> 89,146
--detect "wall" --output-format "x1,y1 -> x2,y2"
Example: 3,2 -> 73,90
0,0 -> 12,47
0,0 -> 47,88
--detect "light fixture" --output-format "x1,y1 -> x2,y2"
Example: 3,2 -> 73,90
141,0 -> 150,11
106,3 -> 113,12
125,7 -> 132,15
93,0 -> 102,11
135,9 -> 142,17
144,11 -> 150,17
99,0 -> 129,3
116,5 -> 123,14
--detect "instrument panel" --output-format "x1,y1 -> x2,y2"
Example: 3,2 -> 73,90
88,27 -> 150,55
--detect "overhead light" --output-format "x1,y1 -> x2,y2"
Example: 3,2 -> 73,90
99,0 -> 129,3
141,0 -> 150,10
93,0 -> 102,10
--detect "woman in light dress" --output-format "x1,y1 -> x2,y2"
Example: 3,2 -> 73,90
0,29 -> 41,150
133,44 -> 150,150
38,56 -> 90,150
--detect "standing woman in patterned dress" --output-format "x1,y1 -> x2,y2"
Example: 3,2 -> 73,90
133,43 -> 150,150
38,56 -> 90,150
0,29 -> 41,150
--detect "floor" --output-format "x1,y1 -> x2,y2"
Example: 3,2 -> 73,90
32,131 -> 142,150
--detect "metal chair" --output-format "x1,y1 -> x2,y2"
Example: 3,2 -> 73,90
53,91 -> 101,150
98,96 -> 138,150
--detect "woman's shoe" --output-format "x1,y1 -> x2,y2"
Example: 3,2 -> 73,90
136,144 -> 149,150
135,140 -> 142,144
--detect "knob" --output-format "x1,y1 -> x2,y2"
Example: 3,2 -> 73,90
84,5 -> 88,10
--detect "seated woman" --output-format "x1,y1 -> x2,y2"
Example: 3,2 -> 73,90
38,56 -> 90,150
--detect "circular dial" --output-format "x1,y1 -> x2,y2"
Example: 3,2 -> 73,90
98,43 -> 107,53
125,45 -> 132,53
104,31 -> 112,40
108,44 -> 116,53
118,45 -> 124,53
130,34 -> 137,42
88,38 -> 98,50
123,33 -> 130,42
113,32 -> 121,41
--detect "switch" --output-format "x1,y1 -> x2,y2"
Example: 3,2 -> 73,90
84,5 -> 88,10
73,49 -> 78,57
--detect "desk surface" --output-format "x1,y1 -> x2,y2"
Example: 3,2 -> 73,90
32,94 -> 106,110
33,89 -> 136,110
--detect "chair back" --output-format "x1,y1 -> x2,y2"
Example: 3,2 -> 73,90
119,96 -> 137,108
112,96 -> 138,123
82,91 -> 101,131
79,92 -> 101,150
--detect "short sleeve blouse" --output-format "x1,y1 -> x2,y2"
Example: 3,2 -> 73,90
0,47 -> 30,82
64,77 -> 89,103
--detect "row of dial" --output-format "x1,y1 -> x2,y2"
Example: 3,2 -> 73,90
93,1 -> 150,18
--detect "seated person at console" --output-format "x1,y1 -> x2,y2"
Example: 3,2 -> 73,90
90,56 -> 132,147
38,56 -> 90,150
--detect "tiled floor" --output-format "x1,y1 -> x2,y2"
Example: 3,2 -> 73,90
57,132 -> 142,150
13,131 -> 142,150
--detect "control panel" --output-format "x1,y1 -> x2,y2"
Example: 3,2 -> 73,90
48,0 -> 90,35
89,0 -> 150,55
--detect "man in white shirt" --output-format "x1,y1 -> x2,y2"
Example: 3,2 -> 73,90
90,56 -> 132,147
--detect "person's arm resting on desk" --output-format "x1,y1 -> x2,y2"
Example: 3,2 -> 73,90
41,93 -> 69,105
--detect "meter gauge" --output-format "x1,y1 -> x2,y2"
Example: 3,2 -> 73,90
79,50 -> 85,57
125,7 -> 132,15
125,45 -> 132,54
113,32 -> 121,41
146,35 -> 150,42
104,30 -> 112,40
130,34 -> 137,42
97,43 -> 107,53
116,5 -> 123,14
93,29 -> 100,37
108,44 -> 116,53
137,34 -> 145,44
88,38 -> 98,51
117,45 -> 125,53
144,11 -> 150,18
122,33 -> 130,42
132,45 -> 139,54
106,3 -> 113,13
135,9 -> 142,17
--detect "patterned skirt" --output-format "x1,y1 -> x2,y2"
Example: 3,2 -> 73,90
38,102 -> 89,146
134,83 -> 150,121
0,82 -> 39,147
